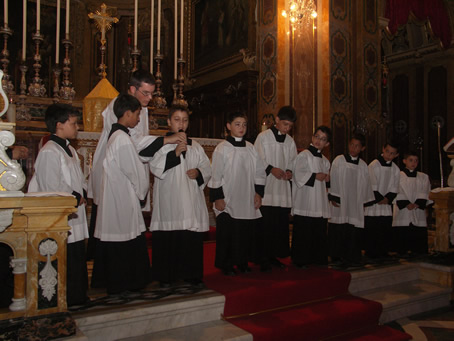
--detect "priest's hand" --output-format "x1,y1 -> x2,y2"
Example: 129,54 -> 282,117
271,167 -> 285,179
164,132 -> 186,145
12,146 -> 29,160
175,142 -> 187,157
187,168 -> 199,179
215,199 -> 226,211
254,193 -> 262,209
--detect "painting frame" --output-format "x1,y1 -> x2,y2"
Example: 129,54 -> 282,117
188,0 -> 254,77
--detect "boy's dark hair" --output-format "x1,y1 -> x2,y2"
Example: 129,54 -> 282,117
277,106 -> 297,122
226,111 -> 247,124
314,125 -> 332,143
384,138 -> 400,151
128,69 -> 156,89
45,103 -> 79,134
114,93 -> 141,119
168,105 -> 189,119
403,150 -> 419,159
351,133 -> 366,147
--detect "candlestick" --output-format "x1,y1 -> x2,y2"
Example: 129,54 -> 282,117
157,0 -> 161,52
22,0 -> 26,61
134,0 -> 138,48
174,0 -> 177,79
4,0 -> 8,28
56,0 -> 60,63
65,0 -> 70,38
150,0 -> 154,74
37,0 -> 40,32
180,0 -> 183,57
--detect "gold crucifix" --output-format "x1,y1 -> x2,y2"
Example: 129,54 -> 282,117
88,3 -> 119,45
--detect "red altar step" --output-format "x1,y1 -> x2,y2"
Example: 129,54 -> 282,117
202,242 -> 411,341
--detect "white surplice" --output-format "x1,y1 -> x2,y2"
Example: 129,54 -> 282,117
28,140 -> 89,243
254,127 -> 297,207
393,170 -> 432,227
365,157 -> 400,217
94,129 -> 149,242
208,139 -> 266,220
329,155 -> 374,228
292,148 -> 331,218
88,97 -> 156,207
149,139 -> 211,232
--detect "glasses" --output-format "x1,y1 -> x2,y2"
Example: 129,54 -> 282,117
136,88 -> 153,98
314,134 -> 328,142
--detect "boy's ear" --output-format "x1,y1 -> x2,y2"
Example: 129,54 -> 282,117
226,122 -> 231,131
361,146 -> 366,152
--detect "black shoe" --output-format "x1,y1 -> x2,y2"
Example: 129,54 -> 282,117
270,258 -> 286,268
260,263 -> 272,272
294,263 -> 308,269
237,265 -> 252,273
160,281 -> 171,288
222,267 -> 237,276
185,279 -> 206,288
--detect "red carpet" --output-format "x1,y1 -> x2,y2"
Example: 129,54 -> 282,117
202,242 -> 411,341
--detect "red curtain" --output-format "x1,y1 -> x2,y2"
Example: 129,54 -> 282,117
385,0 -> 451,48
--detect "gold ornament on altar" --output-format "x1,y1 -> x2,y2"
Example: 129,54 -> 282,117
88,3 -> 119,79
83,78 -> 119,132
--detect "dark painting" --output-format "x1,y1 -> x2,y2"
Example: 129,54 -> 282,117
192,0 -> 249,73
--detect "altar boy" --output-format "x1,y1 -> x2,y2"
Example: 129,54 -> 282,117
92,94 -> 151,294
208,112 -> 266,276
392,151 -> 431,255
149,106 -> 211,287
28,103 -> 89,306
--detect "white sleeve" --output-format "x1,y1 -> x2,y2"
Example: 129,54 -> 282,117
293,152 -> 313,188
208,144 -> 225,189
30,150 -> 72,194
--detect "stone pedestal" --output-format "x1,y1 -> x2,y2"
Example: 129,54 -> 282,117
429,190 -> 454,252
0,196 -> 76,319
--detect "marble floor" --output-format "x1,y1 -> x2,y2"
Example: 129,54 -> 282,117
389,305 -> 454,341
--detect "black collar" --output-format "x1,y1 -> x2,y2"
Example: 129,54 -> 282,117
403,168 -> 417,177
344,154 -> 359,165
270,125 -> 285,143
378,154 -> 392,167
165,131 -> 192,145
308,144 -> 322,158
227,135 -> 246,147
108,123 -> 130,140
50,134 -> 72,157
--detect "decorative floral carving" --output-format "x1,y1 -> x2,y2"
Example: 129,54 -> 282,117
38,239 -> 58,302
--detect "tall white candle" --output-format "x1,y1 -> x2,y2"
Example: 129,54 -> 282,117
180,0 -> 183,58
174,0 -> 177,79
157,0 -> 161,52
4,0 -> 8,28
56,0 -> 60,62
65,0 -> 70,38
22,0 -> 26,61
150,0 -> 154,73
134,0 -> 138,48
36,0 -> 40,31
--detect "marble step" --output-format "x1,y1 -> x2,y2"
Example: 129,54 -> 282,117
356,279 -> 451,323
118,320 -> 252,341
73,291 -> 225,341
349,264 -> 420,294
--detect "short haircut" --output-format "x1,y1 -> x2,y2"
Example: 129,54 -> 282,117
114,93 -> 141,119
226,111 -> 247,124
128,69 -> 156,89
45,103 -> 79,134
277,106 -> 297,122
314,125 -> 332,143
168,105 -> 189,119
384,138 -> 399,151
403,150 -> 419,159
351,133 -> 366,147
